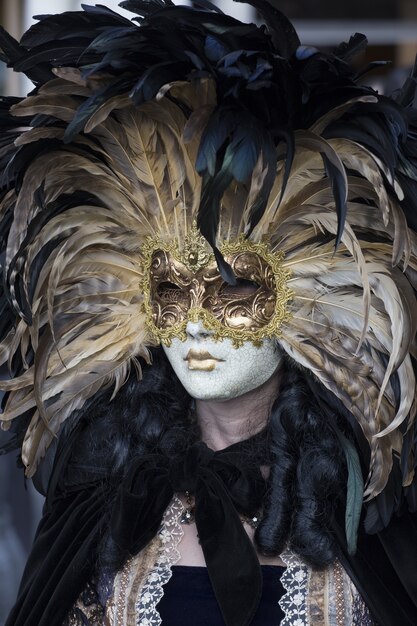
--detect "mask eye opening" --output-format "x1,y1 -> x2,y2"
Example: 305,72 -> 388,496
156,281 -> 186,301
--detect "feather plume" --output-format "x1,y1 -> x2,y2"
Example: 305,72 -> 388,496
0,1 -> 416,532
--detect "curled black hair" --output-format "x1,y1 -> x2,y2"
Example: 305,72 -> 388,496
255,366 -> 348,567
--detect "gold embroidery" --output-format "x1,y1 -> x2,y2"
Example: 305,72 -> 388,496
108,537 -> 161,626
307,566 -> 327,623
333,560 -> 346,626
306,558 -> 357,625
141,230 -> 293,347
113,554 -> 132,626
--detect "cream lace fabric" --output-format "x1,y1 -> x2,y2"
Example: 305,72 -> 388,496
106,495 -> 184,626
68,495 -> 375,625
135,496 -> 184,625
279,550 -> 309,625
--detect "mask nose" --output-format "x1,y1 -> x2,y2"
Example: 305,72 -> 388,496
186,320 -> 214,340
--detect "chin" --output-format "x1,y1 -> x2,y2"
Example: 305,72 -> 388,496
192,391 -> 235,401
181,380 -> 244,402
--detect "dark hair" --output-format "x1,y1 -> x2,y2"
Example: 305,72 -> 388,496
256,365 -> 348,567
62,348 -> 350,572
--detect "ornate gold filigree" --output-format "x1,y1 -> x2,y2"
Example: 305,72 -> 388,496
141,232 -> 293,347
182,223 -> 211,270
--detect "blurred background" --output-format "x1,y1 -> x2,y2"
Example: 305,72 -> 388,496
0,0 -> 416,623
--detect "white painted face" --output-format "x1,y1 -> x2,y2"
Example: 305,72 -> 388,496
162,320 -> 282,401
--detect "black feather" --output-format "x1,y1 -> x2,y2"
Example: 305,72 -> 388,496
333,32 -> 368,62
364,462 -> 403,533
195,108 -> 237,177
246,133 -> 276,234
80,3 -> 134,21
119,0 -> 175,18
321,152 -> 348,248
235,0 -> 300,58
183,0 -> 223,13
0,26 -> 23,65
63,77 -> 132,141
274,129 -> 295,206
393,56 -> 417,108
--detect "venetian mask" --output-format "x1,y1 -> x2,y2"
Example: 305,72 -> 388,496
142,228 -> 292,348
141,228 -> 290,399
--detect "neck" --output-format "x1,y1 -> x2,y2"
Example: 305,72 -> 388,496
196,371 -> 281,451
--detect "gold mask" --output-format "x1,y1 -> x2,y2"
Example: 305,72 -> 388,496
142,230 -> 292,347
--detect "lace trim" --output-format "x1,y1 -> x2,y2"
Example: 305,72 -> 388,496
135,494 -> 184,626
279,549 -> 309,626
279,550 -> 376,626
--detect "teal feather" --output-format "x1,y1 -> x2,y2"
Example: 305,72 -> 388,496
335,428 -> 364,555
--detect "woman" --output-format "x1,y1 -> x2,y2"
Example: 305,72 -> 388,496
1,1 -> 417,624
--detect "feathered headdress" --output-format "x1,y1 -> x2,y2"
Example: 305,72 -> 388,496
0,0 -> 417,527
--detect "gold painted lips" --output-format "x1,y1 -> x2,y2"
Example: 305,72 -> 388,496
184,349 -> 225,371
